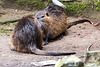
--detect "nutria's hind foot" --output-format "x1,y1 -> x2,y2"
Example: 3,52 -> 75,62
10,48 -> 16,51
43,41 -> 49,45
55,34 -> 63,40
55,32 -> 67,40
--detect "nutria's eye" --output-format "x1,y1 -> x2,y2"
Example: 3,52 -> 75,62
46,13 -> 49,16
37,17 -> 39,19
41,16 -> 45,18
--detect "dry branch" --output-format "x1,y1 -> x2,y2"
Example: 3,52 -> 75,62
0,19 -> 20,25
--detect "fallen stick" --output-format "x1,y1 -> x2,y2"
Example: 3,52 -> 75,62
87,44 -> 93,51
0,19 -> 20,25
31,60 -> 57,66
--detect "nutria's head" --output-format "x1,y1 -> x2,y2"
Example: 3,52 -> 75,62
35,10 -> 53,27
35,11 -> 50,21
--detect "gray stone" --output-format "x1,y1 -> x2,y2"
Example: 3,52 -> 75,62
85,51 -> 100,65
55,55 -> 84,67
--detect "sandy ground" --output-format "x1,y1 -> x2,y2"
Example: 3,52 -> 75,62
0,4 -> 100,67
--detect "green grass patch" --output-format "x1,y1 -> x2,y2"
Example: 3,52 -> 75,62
0,29 -> 11,33
8,0 -> 52,10
0,22 -> 18,34
64,2 -> 90,16
16,0 -> 46,10
0,13 -> 6,17
96,2 -> 100,11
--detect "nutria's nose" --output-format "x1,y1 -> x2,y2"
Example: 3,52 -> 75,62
37,17 -> 39,19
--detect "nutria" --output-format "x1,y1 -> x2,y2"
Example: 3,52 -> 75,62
35,4 -> 92,45
11,15 -> 75,56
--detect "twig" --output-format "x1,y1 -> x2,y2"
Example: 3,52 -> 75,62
87,44 -> 93,52
0,19 -> 20,25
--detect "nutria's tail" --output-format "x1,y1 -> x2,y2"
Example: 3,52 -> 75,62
67,19 -> 93,29
30,47 -> 76,56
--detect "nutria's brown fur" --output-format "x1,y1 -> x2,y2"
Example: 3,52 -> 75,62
11,15 -> 76,56
35,10 -> 67,39
35,4 -> 92,45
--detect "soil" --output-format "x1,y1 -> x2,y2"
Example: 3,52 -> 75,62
0,2 -> 100,67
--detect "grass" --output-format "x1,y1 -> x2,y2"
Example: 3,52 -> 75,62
0,29 -> 11,33
0,22 -> 18,34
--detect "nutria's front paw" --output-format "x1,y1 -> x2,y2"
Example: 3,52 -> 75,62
43,41 -> 48,45
10,48 -> 16,51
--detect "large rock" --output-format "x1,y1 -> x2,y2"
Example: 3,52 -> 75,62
55,55 -> 84,67
85,51 -> 100,66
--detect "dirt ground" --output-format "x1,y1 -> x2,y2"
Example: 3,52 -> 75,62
0,3 -> 100,67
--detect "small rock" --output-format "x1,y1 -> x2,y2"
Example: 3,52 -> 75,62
15,9 -> 18,12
